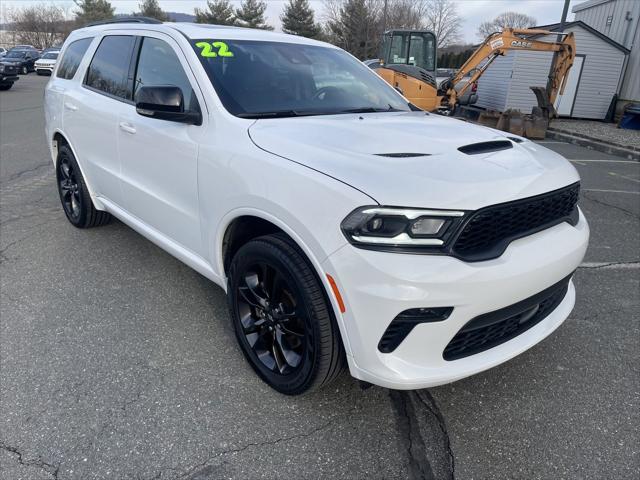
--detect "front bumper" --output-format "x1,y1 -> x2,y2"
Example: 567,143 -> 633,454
322,209 -> 589,390
0,74 -> 19,84
35,65 -> 54,73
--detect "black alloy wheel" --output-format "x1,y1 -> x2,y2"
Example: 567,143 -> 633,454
57,154 -> 82,222
55,144 -> 111,228
228,234 -> 344,395
236,261 -> 306,375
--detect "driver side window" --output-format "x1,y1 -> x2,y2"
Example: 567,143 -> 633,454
135,37 -> 199,112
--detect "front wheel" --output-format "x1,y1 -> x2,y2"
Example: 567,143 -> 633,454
0,84 -> 12,91
227,234 -> 345,395
21,66 -> 28,75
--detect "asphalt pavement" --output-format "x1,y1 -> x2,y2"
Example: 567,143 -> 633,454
1,75 -> 638,480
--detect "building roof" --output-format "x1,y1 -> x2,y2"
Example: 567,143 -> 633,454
533,20 -> 630,54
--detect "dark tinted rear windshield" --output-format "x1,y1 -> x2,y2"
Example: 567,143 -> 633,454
191,39 -> 411,118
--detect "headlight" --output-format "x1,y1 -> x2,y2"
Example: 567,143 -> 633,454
341,206 -> 466,251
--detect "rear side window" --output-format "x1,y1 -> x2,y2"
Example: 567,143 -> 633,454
134,37 -> 198,111
85,35 -> 136,100
56,38 -> 92,79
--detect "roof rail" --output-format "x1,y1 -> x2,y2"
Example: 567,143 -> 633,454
84,16 -> 163,28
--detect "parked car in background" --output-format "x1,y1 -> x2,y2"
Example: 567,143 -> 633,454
1,49 -> 40,74
35,51 -> 59,75
10,44 -> 36,51
0,62 -> 20,90
0,47 -> 7,57
363,59 -> 381,68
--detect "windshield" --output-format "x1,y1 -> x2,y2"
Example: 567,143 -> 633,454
42,52 -> 58,60
382,32 -> 436,71
191,40 -> 411,118
6,51 -> 26,59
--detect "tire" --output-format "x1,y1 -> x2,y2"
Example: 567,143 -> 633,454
227,234 -> 345,395
21,66 -> 28,75
56,144 -> 112,228
0,84 -> 12,91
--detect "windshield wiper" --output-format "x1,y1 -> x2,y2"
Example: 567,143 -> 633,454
236,110 -> 326,119
337,106 -> 404,114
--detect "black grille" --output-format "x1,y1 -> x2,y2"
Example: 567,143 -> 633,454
443,274 -> 572,361
452,183 -> 580,261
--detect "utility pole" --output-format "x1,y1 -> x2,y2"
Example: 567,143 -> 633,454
382,0 -> 389,33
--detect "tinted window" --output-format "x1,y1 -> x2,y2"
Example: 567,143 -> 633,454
57,38 -> 92,80
192,40 -> 410,117
42,52 -> 59,60
85,35 -> 136,100
134,37 -> 198,111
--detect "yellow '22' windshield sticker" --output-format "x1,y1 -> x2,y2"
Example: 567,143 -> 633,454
196,41 -> 234,58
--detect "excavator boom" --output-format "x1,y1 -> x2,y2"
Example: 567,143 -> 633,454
445,28 -> 576,110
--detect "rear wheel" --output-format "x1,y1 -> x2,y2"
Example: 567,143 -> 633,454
56,145 -> 112,228
0,84 -> 12,91
227,234 -> 344,395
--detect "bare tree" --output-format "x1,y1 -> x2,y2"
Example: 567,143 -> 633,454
382,0 -> 425,31
477,11 -> 537,39
420,0 -> 461,48
8,3 -> 73,49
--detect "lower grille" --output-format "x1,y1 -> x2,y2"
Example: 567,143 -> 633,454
443,274 -> 572,361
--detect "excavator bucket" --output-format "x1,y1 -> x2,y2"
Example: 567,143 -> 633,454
525,86 -> 555,139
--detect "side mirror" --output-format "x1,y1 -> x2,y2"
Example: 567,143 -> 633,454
135,85 -> 201,125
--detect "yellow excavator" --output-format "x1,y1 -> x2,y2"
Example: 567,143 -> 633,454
372,28 -> 576,137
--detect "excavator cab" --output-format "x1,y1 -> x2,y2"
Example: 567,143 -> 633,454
375,30 -> 440,111
380,30 -> 437,73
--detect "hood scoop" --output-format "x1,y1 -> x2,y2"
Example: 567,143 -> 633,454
458,140 -> 513,155
374,152 -> 431,158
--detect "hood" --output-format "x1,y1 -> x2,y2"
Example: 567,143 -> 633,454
248,112 -> 579,209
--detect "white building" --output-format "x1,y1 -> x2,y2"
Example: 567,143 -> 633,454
572,0 -> 639,105
475,0 -> 637,120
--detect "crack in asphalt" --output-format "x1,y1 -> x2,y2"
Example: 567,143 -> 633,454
414,391 -> 455,480
582,192 -> 639,219
389,390 -> 436,480
579,261 -> 640,270
0,442 -> 60,479
0,218 -> 59,263
169,420 -> 338,480
0,161 -> 51,186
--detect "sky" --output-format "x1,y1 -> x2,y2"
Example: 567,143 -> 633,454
0,0 -> 586,44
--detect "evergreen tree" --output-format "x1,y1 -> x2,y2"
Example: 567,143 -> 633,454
281,0 -> 321,39
195,0 -> 236,25
235,0 -> 274,30
74,0 -> 115,25
137,0 -> 168,21
328,0 -> 378,60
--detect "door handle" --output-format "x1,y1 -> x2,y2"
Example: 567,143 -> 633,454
119,122 -> 137,134
64,102 -> 78,112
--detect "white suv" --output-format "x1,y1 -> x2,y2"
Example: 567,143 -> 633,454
44,19 -> 589,395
